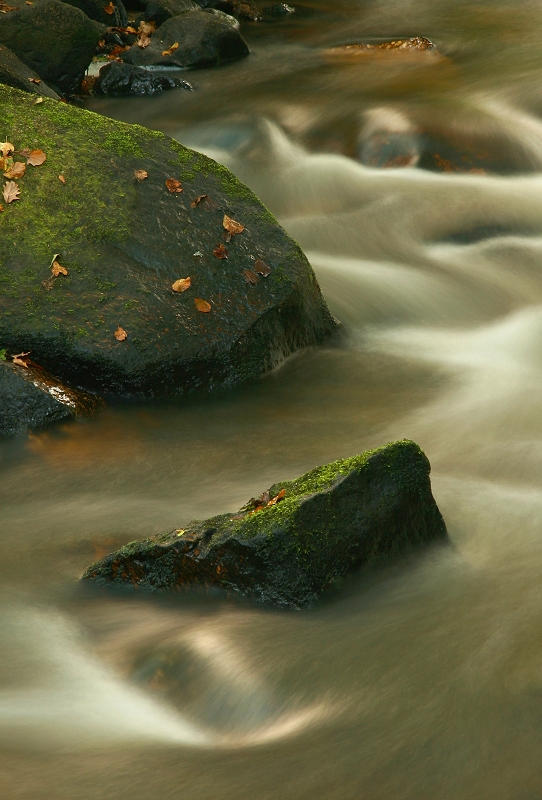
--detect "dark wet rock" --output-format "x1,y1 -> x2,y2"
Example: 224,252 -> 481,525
0,361 -> 99,437
0,44 -> 60,99
262,3 -> 294,16
195,0 -> 260,21
0,0 -> 102,94
0,84 -> 338,399
95,61 -> 193,95
123,9 -> 249,69
63,0 -> 128,26
138,0 -> 197,26
82,440 -> 447,608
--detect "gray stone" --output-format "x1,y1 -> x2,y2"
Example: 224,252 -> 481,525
0,44 -> 60,99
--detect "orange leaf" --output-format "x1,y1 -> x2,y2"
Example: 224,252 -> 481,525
125,25 -> 137,33
223,214 -> 244,235
3,180 -> 20,203
26,149 -> 46,166
213,243 -> 228,259
267,488 -> 286,506
194,298 -> 211,313
134,169 -> 148,181
4,160 -> 25,179
161,41 -> 179,56
58,174 -> 66,184
104,1 -> 115,13
243,268 -> 259,285
172,277 -> 191,293
0,204 -> 3,212
254,259 -> 271,277
50,254 -> 68,276
191,194 -> 207,207
28,77 -> 41,84
166,178 -> 182,193
114,326 -> 128,341
12,351 -> 30,368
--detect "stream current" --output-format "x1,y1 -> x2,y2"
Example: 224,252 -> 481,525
3,0 -> 542,796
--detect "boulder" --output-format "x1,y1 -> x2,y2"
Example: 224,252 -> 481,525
138,0 -> 197,27
195,0 -> 260,21
122,9 -> 249,69
82,440 -> 447,608
95,61 -> 193,95
63,0 -> 128,26
0,85 -> 338,398
0,0 -> 102,94
0,361 -> 99,437
0,45 -> 60,99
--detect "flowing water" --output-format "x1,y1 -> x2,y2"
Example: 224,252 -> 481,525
3,0 -> 542,796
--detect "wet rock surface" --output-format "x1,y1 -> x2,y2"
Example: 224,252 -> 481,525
122,9 -> 249,69
64,0 -> 128,26
195,0 -> 260,21
95,61 -> 193,95
137,0 -> 197,26
0,0 -> 102,94
82,440 -> 447,608
0,44 -> 60,99
0,84 -> 337,399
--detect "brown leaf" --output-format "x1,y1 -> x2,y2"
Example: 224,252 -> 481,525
50,254 -> 68,276
28,77 -> 41,84
267,488 -> 286,506
26,149 -> 46,166
138,20 -> 155,34
213,243 -> 228,259
0,141 -> 14,157
166,178 -> 182,193
243,268 -> 259,285
172,276 -> 191,293
33,96 -> 44,105
12,351 -> 30,368
191,194 -> 207,207
223,214 -> 244,235
42,276 -> 56,290
58,174 -> 66,184
3,180 -> 20,203
194,297 -> 211,313
254,259 -> 271,277
136,33 -> 151,48
114,326 -> 128,341
104,1 -> 115,13
134,169 -> 148,181
161,41 -> 179,56
4,160 -> 25,179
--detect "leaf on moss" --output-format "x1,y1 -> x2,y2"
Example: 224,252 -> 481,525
267,488 -> 286,506
114,326 -> 128,341
223,214 -> 244,235
50,254 -> 68,276
26,149 -> 46,166
172,277 -> 191,293
0,204 -> 3,212
166,178 -> 182,193
0,141 -> 14,157
3,180 -> 20,203
58,174 -> 66,184
213,243 -> 228,259
4,160 -> 25,179
243,268 -> 259,284
33,97 -> 44,105
161,42 -> 179,56
134,169 -> 148,181
254,259 -> 271,277
194,297 -> 211,313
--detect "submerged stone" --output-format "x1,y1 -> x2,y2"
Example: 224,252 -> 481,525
82,440 -> 447,608
0,84 -> 337,398
95,62 -> 193,95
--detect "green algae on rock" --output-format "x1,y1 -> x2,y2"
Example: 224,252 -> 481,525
0,85 -> 338,398
82,440 -> 447,608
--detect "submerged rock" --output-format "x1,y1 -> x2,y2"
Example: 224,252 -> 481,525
0,361 -> 99,437
0,45 -> 60,99
0,85 -> 337,398
122,9 -> 249,69
95,62 -> 193,95
82,440 -> 447,608
0,0 -> 102,94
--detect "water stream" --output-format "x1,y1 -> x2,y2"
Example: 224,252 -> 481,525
3,0 -> 542,796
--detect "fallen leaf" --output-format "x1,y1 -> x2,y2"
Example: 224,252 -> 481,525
12,351 -> 30,368
114,326 -> 128,341
50,254 -> 68,276
28,77 -> 41,84
172,277 -> 191,293
108,45 -> 128,58
104,1 -> 115,13
125,25 -> 137,33
4,160 -> 25,179
223,214 -> 244,235
3,180 -> 20,203
42,276 -> 56,290
194,297 -> 211,313
0,204 -> 3,212
58,174 -> 66,184
213,243 -> 228,259
33,96 -> 44,105
138,20 -> 155,34
161,41 -> 179,56
134,169 -> 148,181
0,141 -> 14,157
267,488 -> 286,506
191,194 -> 207,207
243,268 -> 259,285
26,149 -> 46,166
166,178 -> 182,193
254,259 -> 271,277
136,32 -> 151,47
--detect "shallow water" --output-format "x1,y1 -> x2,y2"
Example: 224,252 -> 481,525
3,0 -> 542,796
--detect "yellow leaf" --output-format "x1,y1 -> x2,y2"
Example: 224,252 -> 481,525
194,297 -> 211,313
161,41 -> 179,56
50,253 -> 68,276
0,141 -> 14,157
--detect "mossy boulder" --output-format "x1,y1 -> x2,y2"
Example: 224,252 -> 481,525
82,440 -> 447,608
0,85 -> 337,398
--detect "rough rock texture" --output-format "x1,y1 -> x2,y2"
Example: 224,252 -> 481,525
0,0 -> 102,94
0,45 -> 60,99
0,85 -> 338,398
138,0 -> 197,26
122,9 -> 249,69
95,62 -> 193,95
82,440 -> 447,608
195,0 -> 260,21
64,0 -> 128,26
0,361 -> 99,437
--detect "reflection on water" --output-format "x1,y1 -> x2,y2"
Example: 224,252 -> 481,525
3,0 -> 542,797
